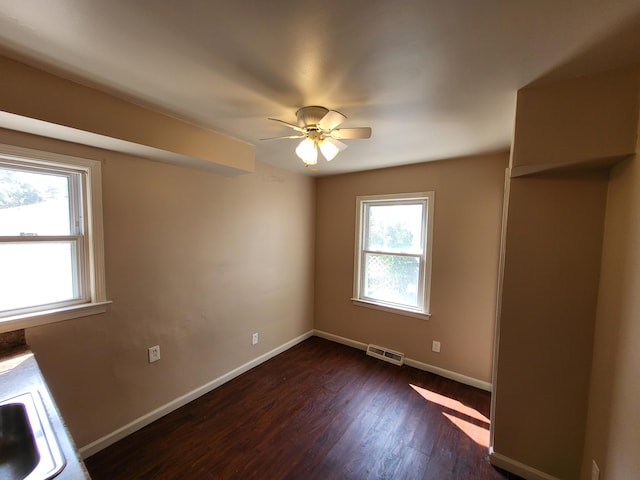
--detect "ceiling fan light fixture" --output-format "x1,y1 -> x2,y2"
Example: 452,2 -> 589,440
266,106 -> 371,168
319,139 -> 340,161
295,137 -> 318,165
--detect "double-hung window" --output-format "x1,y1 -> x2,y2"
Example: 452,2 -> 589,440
0,144 -> 108,331
353,192 -> 434,318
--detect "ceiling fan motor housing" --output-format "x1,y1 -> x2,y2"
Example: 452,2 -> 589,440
296,106 -> 329,128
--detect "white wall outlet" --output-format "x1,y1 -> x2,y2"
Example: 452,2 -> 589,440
252,333 -> 259,345
432,340 -> 441,353
591,460 -> 600,480
148,345 -> 161,363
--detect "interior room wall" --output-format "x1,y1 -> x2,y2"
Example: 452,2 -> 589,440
491,65 -> 639,480
580,152 -> 640,478
511,69 -> 638,170
314,152 -> 508,384
492,171 -> 609,479
0,55 -> 254,173
0,127 -> 316,449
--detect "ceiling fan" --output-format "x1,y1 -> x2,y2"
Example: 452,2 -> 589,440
263,106 -> 372,167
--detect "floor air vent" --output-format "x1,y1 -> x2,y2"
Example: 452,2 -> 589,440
366,344 -> 405,366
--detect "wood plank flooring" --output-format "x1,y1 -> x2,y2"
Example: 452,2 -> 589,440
84,336 -> 522,480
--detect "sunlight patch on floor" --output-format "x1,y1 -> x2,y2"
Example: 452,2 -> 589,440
442,412 -> 490,447
410,383 -> 490,447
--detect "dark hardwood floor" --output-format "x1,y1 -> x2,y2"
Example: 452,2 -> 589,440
85,336 -> 521,480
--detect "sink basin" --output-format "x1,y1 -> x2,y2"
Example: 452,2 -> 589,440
0,391 -> 65,480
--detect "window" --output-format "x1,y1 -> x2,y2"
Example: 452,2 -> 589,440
353,192 -> 434,318
0,144 -> 108,331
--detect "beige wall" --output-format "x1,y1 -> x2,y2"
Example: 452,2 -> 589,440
492,66 -> 640,480
581,152 -> 640,479
493,171 -> 608,479
315,152 -> 508,383
0,128 -> 315,448
511,68 -> 638,172
0,55 -> 254,174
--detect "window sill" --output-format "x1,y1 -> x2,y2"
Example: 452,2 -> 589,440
351,299 -> 431,320
0,301 -> 112,333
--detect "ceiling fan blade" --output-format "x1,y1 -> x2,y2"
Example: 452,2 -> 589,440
318,110 -> 347,131
330,127 -> 372,139
260,134 -> 305,140
267,118 -> 304,132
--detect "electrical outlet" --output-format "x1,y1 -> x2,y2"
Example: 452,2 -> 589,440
252,333 -> 259,345
591,460 -> 600,480
432,340 -> 441,353
148,345 -> 161,363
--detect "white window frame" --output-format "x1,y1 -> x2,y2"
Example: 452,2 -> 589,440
352,192 -> 434,319
0,144 -> 110,333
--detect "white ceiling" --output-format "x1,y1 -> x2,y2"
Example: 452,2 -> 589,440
1,0 -> 640,175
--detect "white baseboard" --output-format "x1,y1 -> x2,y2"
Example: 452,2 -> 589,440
489,449 -> 561,480
313,329 -> 368,351
81,329 -> 490,458
313,329 -> 492,392
404,358 -> 492,392
79,330 -> 314,458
